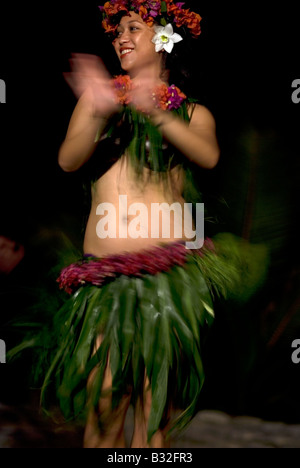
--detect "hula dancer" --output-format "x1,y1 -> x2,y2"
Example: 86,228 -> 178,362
10,0 -> 268,449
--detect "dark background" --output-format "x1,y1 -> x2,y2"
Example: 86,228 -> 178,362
0,0 -> 300,437
0,1 -> 299,240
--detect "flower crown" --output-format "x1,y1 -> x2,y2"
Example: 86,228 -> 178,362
99,0 -> 202,39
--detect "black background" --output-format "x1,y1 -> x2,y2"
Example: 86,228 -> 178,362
1,1 -> 299,239
1,0 -> 300,440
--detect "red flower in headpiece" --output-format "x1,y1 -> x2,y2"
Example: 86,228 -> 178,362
99,0 -> 202,39
102,0 -> 128,16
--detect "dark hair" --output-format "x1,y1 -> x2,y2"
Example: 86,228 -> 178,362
164,26 -> 202,100
99,12 -> 204,102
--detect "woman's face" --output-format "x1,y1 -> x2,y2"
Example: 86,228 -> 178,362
112,12 -> 163,78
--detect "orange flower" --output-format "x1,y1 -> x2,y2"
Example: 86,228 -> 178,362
166,3 -> 202,38
145,16 -> 154,27
185,12 -> 202,37
102,19 -> 118,33
175,86 -> 186,100
113,75 -> 133,105
139,5 -> 148,18
153,83 -> 169,110
103,1 -> 127,16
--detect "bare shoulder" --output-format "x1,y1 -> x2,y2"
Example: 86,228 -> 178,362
188,103 -> 216,130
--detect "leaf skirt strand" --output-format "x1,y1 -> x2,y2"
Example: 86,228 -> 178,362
7,234 -> 269,442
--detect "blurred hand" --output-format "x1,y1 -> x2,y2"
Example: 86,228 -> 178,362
64,53 -> 121,118
129,77 -> 165,115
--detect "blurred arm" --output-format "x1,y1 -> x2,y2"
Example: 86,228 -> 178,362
58,54 -> 120,172
58,89 -> 107,172
150,104 -> 220,169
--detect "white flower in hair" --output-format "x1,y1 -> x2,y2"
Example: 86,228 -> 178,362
152,24 -> 183,53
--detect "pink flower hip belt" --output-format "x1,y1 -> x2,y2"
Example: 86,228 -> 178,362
57,239 -> 215,294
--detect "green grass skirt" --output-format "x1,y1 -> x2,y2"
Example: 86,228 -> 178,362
8,233 -> 269,441
43,254 -> 214,441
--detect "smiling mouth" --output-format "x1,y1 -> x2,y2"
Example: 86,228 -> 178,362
120,49 -> 133,57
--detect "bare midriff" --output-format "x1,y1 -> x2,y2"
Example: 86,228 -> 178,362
83,155 -> 194,257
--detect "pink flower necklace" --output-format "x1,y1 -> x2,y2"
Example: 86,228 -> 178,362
113,74 -> 186,111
